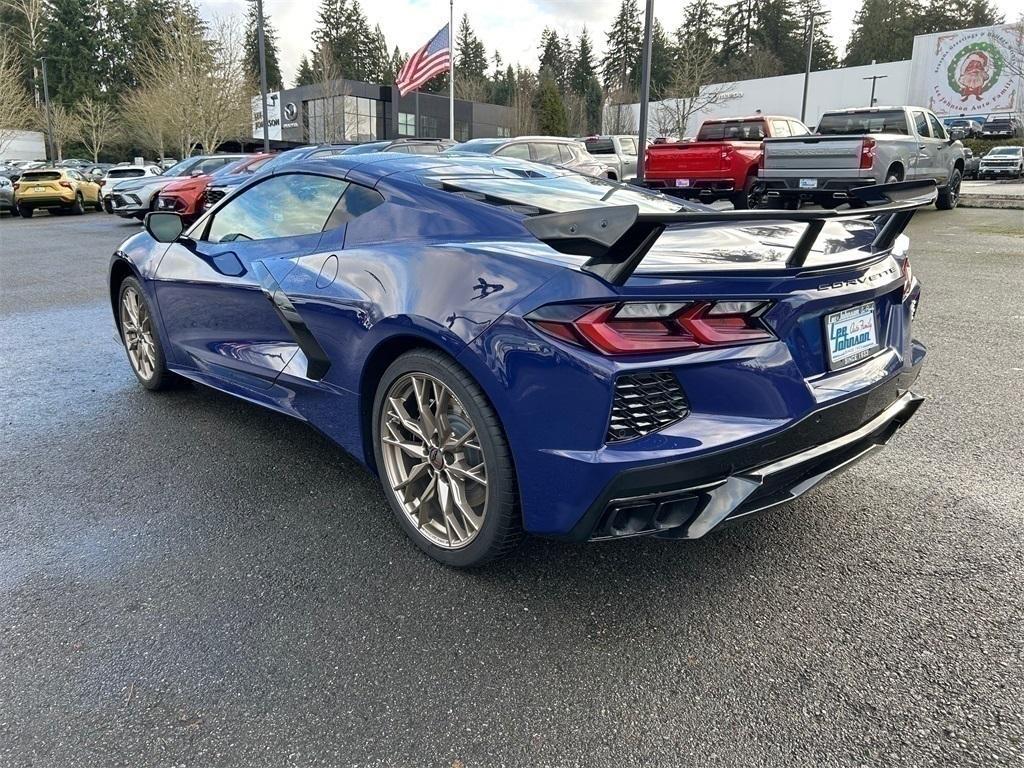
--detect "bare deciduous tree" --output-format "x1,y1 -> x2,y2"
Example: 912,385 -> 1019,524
75,96 -> 120,162
604,86 -> 638,134
507,71 -> 537,136
0,37 -> 35,155
133,11 -> 251,158
649,44 -> 740,139
44,103 -> 79,161
2,0 -> 45,105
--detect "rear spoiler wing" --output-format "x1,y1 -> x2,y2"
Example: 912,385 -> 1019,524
522,180 -> 936,285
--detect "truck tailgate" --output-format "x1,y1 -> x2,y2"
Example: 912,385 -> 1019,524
646,142 -> 729,175
762,137 -> 863,172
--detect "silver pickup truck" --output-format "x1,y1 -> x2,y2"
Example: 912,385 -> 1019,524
759,106 -> 965,210
581,135 -> 639,181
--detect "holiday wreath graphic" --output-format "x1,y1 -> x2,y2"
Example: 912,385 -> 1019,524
948,41 -> 1005,101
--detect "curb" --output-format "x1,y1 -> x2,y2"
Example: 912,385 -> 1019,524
958,195 -> 1024,210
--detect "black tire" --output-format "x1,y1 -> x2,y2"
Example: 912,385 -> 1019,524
117,276 -> 177,391
730,176 -> 763,210
93,197 -> 104,211
936,168 -> 962,210
8,205 -> 19,217
372,349 -> 521,567
17,204 -> 32,218
70,192 -> 85,215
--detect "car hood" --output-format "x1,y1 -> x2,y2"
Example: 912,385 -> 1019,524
207,173 -> 251,190
112,176 -> 174,193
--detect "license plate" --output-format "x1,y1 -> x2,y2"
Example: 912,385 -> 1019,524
799,178 -> 817,189
33,186 -> 44,192
674,179 -> 690,187
825,303 -> 878,369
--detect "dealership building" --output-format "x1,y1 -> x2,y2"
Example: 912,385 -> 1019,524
631,23 -> 1023,135
250,79 -> 514,147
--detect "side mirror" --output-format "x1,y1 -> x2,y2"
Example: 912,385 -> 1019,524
145,211 -> 184,243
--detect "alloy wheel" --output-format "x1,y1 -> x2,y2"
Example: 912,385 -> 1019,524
120,286 -> 157,380
380,373 -> 488,549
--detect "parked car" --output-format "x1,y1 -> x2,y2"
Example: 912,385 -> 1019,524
109,153 -> 929,566
645,115 -> 810,209
0,175 -> 16,216
109,155 -> 245,220
101,164 -> 163,212
452,136 -> 612,177
84,163 -> 114,181
55,158 -> 92,169
980,114 -> 1022,139
204,145 -> 357,211
13,167 -> 102,217
759,106 -> 965,210
156,154 -> 270,222
342,138 -> 455,155
963,148 -> 981,179
581,135 -> 639,181
942,116 -> 983,139
977,146 -> 1023,179
158,157 -> 179,170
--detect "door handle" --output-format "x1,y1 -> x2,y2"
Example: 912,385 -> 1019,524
919,144 -> 927,150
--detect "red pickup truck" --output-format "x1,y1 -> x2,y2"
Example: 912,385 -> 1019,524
644,115 -> 810,208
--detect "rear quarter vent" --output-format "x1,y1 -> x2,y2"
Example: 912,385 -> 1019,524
607,371 -> 690,442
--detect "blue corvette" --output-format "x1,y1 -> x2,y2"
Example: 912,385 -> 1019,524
109,153 -> 929,566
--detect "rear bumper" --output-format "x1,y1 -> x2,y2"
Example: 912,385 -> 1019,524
561,363 -> 923,542
644,177 -> 737,200
760,175 -> 877,204
15,194 -> 75,207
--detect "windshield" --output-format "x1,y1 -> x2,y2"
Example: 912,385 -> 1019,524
987,147 -> 1022,156
451,140 -> 505,155
162,157 -> 205,177
343,142 -> 389,155
697,121 -> 766,140
817,110 -> 909,135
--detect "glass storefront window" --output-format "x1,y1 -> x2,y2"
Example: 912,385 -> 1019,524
420,115 -> 439,138
455,120 -> 470,142
305,95 -> 379,143
398,112 -> 416,137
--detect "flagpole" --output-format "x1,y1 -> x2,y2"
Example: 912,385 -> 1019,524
449,0 -> 454,141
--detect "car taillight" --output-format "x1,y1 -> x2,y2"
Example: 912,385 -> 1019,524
12,182 -> 18,190
527,300 -> 774,356
860,138 -> 876,170
901,256 -> 913,299
98,179 -> 105,187
59,180 -> 73,188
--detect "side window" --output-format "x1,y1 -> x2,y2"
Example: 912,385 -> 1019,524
770,120 -> 791,137
927,114 -> 947,140
494,143 -> 530,160
557,143 -> 575,163
788,121 -> 809,137
912,110 -> 930,138
324,182 -> 385,230
204,173 -> 348,243
620,137 -> 638,155
532,143 -> 562,164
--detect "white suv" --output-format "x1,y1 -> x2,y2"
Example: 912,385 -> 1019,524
977,146 -> 1023,180
101,165 -> 163,212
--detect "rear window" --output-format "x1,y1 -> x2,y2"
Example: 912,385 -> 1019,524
21,171 -> 61,181
697,121 -> 766,141
818,110 -> 910,135
108,169 -> 146,179
584,138 -> 615,154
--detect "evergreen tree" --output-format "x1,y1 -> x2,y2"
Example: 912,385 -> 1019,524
491,63 -> 515,107
295,54 -> 315,86
532,71 -> 567,134
364,23 -> 390,83
717,0 -> 757,66
675,0 -> 721,54
583,75 -> 603,134
310,0 -> 372,80
42,0 -> 102,105
388,46 -> 407,83
647,19 -> 674,98
456,13 -> 487,81
919,0 -> 1003,33
751,0 -> 803,73
601,0 -> 642,90
795,0 -> 839,71
538,27 -> 566,84
844,0 -> 919,66
569,28 -> 597,95
244,0 -> 283,91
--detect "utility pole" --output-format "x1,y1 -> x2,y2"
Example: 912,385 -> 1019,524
863,61 -> 888,106
448,0 -> 454,141
635,0 -> 654,182
256,0 -> 270,152
800,12 -> 823,123
39,57 -> 56,162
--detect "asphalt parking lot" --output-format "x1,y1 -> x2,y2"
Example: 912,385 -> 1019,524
1,207 -> 1022,767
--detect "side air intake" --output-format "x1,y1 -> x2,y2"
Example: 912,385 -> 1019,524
607,371 -> 689,442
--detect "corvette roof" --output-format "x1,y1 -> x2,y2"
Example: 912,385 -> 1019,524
309,152 -> 572,184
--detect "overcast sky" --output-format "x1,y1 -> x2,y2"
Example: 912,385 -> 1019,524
198,0 -> 1022,86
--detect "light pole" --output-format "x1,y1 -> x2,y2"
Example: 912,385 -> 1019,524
635,0 -> 654,182
863,61 -> 888,106
39,56 -> 56,162
255,0 -> 270,152
800,11 -> 826,124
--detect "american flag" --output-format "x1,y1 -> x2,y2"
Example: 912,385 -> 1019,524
395,23 -> 451,96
